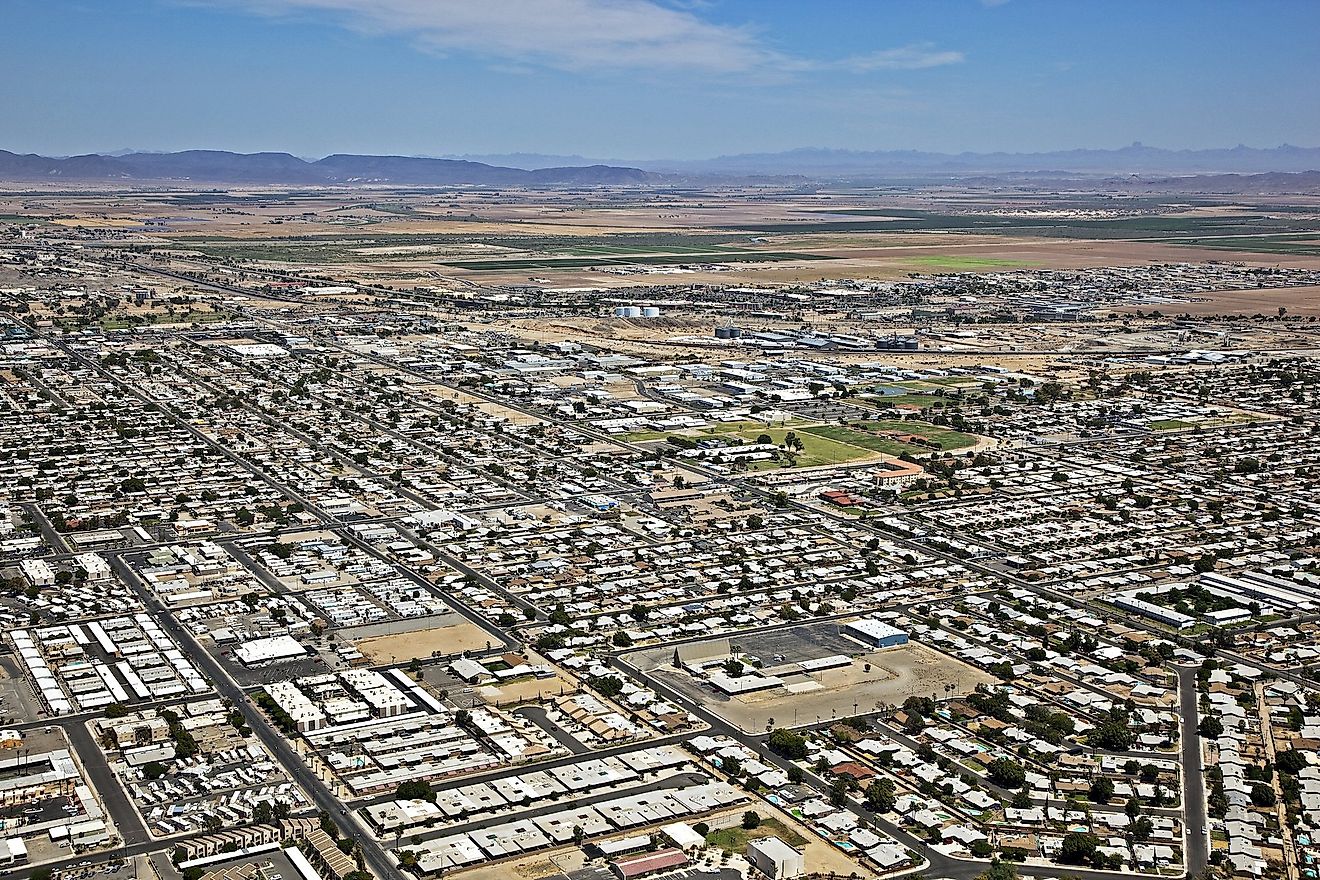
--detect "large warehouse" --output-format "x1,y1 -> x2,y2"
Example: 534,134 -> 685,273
845,619 -> 909,649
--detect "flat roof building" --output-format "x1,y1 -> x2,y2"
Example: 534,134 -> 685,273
845,619 -> 909,648
747,836 -> 805,879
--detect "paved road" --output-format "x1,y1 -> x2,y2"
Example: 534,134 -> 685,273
62,719 -> 151,846
1176,665 -> 1209,878
107,556 -> 403,880
512,705 -> 591,756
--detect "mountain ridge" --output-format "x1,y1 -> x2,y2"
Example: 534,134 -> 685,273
0,149 -> 651,186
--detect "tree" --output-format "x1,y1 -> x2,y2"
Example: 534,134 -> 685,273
1089,777 -> 1115,804
1198,716 -> 1224,738
1091,720 -> 1134,751
396,780 -> 434,802
978,859 -> 1018,880
767,728 -> 809,760
143,761 -> 168,780
1276,749 -> 1307,775
612,630 -> 633,648
1131,816 -> 1154,842
722,659 -> 745,678
1249,783 -> 1276,807
987,758 -> 1026,789
865,779 -> 897,813
741,811 -> 761,830
319,811 -> 340,841
1059,832 -> 1099,865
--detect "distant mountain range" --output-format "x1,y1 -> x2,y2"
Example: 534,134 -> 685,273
0,150 -> 650,186
451,143 -> 1320,178
3,144 -> 1319,187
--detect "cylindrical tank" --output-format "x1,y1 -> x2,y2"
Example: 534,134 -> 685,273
613,306 -> 628,317
641,306 -> 660,318
622,306 -> 642,318
727,326 -> 743,339
715,327 -> 733,339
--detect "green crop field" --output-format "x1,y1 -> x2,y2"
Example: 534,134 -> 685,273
438,251 -> 836,270
717,209 -> 1316,239
1174,234 -> 1320,256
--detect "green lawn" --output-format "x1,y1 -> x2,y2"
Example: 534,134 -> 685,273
693,417 -> 810,434
821,419 -> 978,452
707,818 -> 807,854
747,427 -> 875,469
1147,419 -> 1197,431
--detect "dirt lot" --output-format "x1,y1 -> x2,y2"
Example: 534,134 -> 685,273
636,629 -> 994,734
354,620 -> 500,663
729,642 -> 995,733
1107,283 -> 1320,317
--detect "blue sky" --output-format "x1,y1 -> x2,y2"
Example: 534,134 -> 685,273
6,0 -> 1318,159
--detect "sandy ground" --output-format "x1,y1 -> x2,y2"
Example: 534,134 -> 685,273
421,385 -> 545,425
354,621 -> 500,663
702,643 -> 995,733
1107,283 -> 1320,317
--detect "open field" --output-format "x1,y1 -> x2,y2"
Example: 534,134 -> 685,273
354,621 -> 501,663
804,420 -> 979,454
635,632 -> 996,734
725,642 -> 997,732
1106,283 -> 1320,316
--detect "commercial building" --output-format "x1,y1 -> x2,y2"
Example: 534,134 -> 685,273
845,619 -> 909,648
747,836 -> 805,879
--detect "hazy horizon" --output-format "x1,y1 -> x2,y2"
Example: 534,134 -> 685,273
7,0 -> 1320,160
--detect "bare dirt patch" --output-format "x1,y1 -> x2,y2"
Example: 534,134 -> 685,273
354,621 -> 500,663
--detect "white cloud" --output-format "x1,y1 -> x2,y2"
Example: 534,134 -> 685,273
218,0 -> 775,73
841,44 -> 966,72
208,0 -> 964,77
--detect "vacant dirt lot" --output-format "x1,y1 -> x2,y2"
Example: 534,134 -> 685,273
354,620 -> 500,663
639,633 -> 994,734
1107,283 -> 1320,317
726,642 -> 996,733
